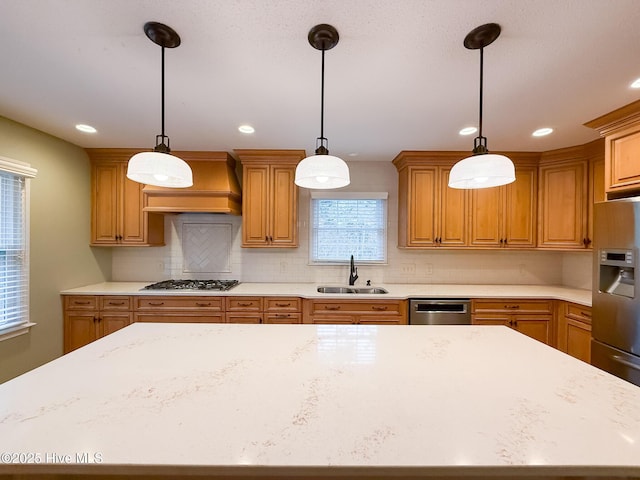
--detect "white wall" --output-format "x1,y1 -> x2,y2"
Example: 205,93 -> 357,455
112,161 -> 593,289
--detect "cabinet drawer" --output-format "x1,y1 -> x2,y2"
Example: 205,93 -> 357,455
99,296 -> 132,311
64,295 -> 98,310
565,303 -> 591,324
226,297 -> 263,312
265,297 -> 302,312
135,296 -> 224,311
309,300 -> 403,315
472,299 -> 553,314
265,313 -> 302,324
134,313 -> 225,323
226,312 -> 263,324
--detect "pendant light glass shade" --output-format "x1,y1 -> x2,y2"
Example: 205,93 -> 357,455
127,151 -> 193,188
295,24 -> 350,190
127,21 -> 192,188
448,153 -> 514,189
449,23 -> 514,190
294,154 -> 350,189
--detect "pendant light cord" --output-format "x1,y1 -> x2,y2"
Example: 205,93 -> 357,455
320,47 -> 325,142
161,45 -> 166,143
478,46 -> 483,140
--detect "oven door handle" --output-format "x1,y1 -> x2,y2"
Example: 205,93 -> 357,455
612,355 -> 640,371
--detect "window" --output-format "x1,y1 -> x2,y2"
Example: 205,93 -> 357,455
0,156 -> 37,341
310,192 -> 387,264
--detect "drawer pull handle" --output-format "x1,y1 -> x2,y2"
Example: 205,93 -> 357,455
107,301 -> 125,306
504,305 -> 520,309
73,301 -> 91,305
580,311 -> 591,318
372,306 -> 388,311
276,314 -> 289,318
196,302 -> 212,307
238,302 -> 253,307
276,303 -> 291,307
148,302 -> 165,306
324,306 -> 341,310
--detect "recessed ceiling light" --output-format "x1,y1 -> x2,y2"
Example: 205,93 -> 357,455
459,126 -> 477,136
75,124 -> 97,133
348,152 -> 359,157
532,127 -> 553,137
238,125 -> 255,134
631,78 -> 640,89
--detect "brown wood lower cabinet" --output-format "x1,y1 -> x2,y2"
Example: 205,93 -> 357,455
303,299 -> 407,325
134,296 -> 226,324
63,294 -> 304,352
557,303 -> 592,363
471,299 -> 553,345
63,295 -> 132,353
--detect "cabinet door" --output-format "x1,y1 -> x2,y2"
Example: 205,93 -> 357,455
91,163 -> 119,244
408,167 -> 437,246
538,161 -> 588,248
242,165 -> 269,246
504,166 -> 536,247
469,187 -> 503,247
120,166 -> 147,244
607,128 -> 640,194
100,313 -> 132,336
439,168 -> 467,246
269,165 -> 298,246
588,155 -> 605,248
513,316 -> 551,344
64,312 -> 99,353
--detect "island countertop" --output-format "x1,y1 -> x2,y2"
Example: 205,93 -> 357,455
60,282 -> 592,306
1,323 -> 638,479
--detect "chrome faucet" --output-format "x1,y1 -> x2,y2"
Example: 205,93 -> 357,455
348,255 -> 358,286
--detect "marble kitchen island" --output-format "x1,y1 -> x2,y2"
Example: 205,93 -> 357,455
1,323 -> 639,479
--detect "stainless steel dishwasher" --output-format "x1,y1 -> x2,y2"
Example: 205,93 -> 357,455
409,298 -> 471,325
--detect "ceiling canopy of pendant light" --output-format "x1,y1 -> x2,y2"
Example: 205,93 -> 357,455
295,24 -> 350,190
449,23 -> 515,190
127,21 -> 193,188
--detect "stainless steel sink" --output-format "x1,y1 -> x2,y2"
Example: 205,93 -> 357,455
316,286 -> 388,294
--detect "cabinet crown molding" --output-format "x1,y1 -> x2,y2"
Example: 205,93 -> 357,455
584,99 -> 640,136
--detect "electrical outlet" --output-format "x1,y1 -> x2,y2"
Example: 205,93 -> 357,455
401,263 -> 416,274
426,263 -> 433,275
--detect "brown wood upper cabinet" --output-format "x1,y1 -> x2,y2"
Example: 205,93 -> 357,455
87,149 -> 164,246
393,152 -> 468,248
235,149 -> 305,248
394,151 -> 538,249
585,99 -> 640,199
469,164 -> 537,248
537,140 -> 604,250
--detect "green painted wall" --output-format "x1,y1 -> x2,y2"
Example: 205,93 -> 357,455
0,116 -> 111,383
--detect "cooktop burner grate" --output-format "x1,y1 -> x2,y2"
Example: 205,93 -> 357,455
143,279 -> 240,291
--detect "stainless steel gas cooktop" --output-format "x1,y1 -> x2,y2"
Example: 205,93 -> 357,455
143,279 -> 240,291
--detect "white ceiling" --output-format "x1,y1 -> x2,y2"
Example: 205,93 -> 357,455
1,0 -> 640,162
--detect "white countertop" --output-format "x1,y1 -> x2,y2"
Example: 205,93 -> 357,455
61,282 -> 592,306
0,323 -> 638,478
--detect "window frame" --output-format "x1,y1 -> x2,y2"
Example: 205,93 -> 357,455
0,155 -> 37,342
309,191 -> 388,265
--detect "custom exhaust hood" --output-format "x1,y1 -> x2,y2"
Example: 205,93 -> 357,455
143,151 -> 242,215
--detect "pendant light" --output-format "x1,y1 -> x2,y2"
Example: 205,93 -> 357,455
295,24 -> 350,189
449,23 -> 515,189
127,22 -> 193,188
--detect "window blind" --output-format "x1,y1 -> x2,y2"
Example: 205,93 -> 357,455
310,192 -> 387,264
0,157 -> 36,338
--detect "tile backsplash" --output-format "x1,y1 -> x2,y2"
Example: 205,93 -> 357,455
111,213 -> 591,289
